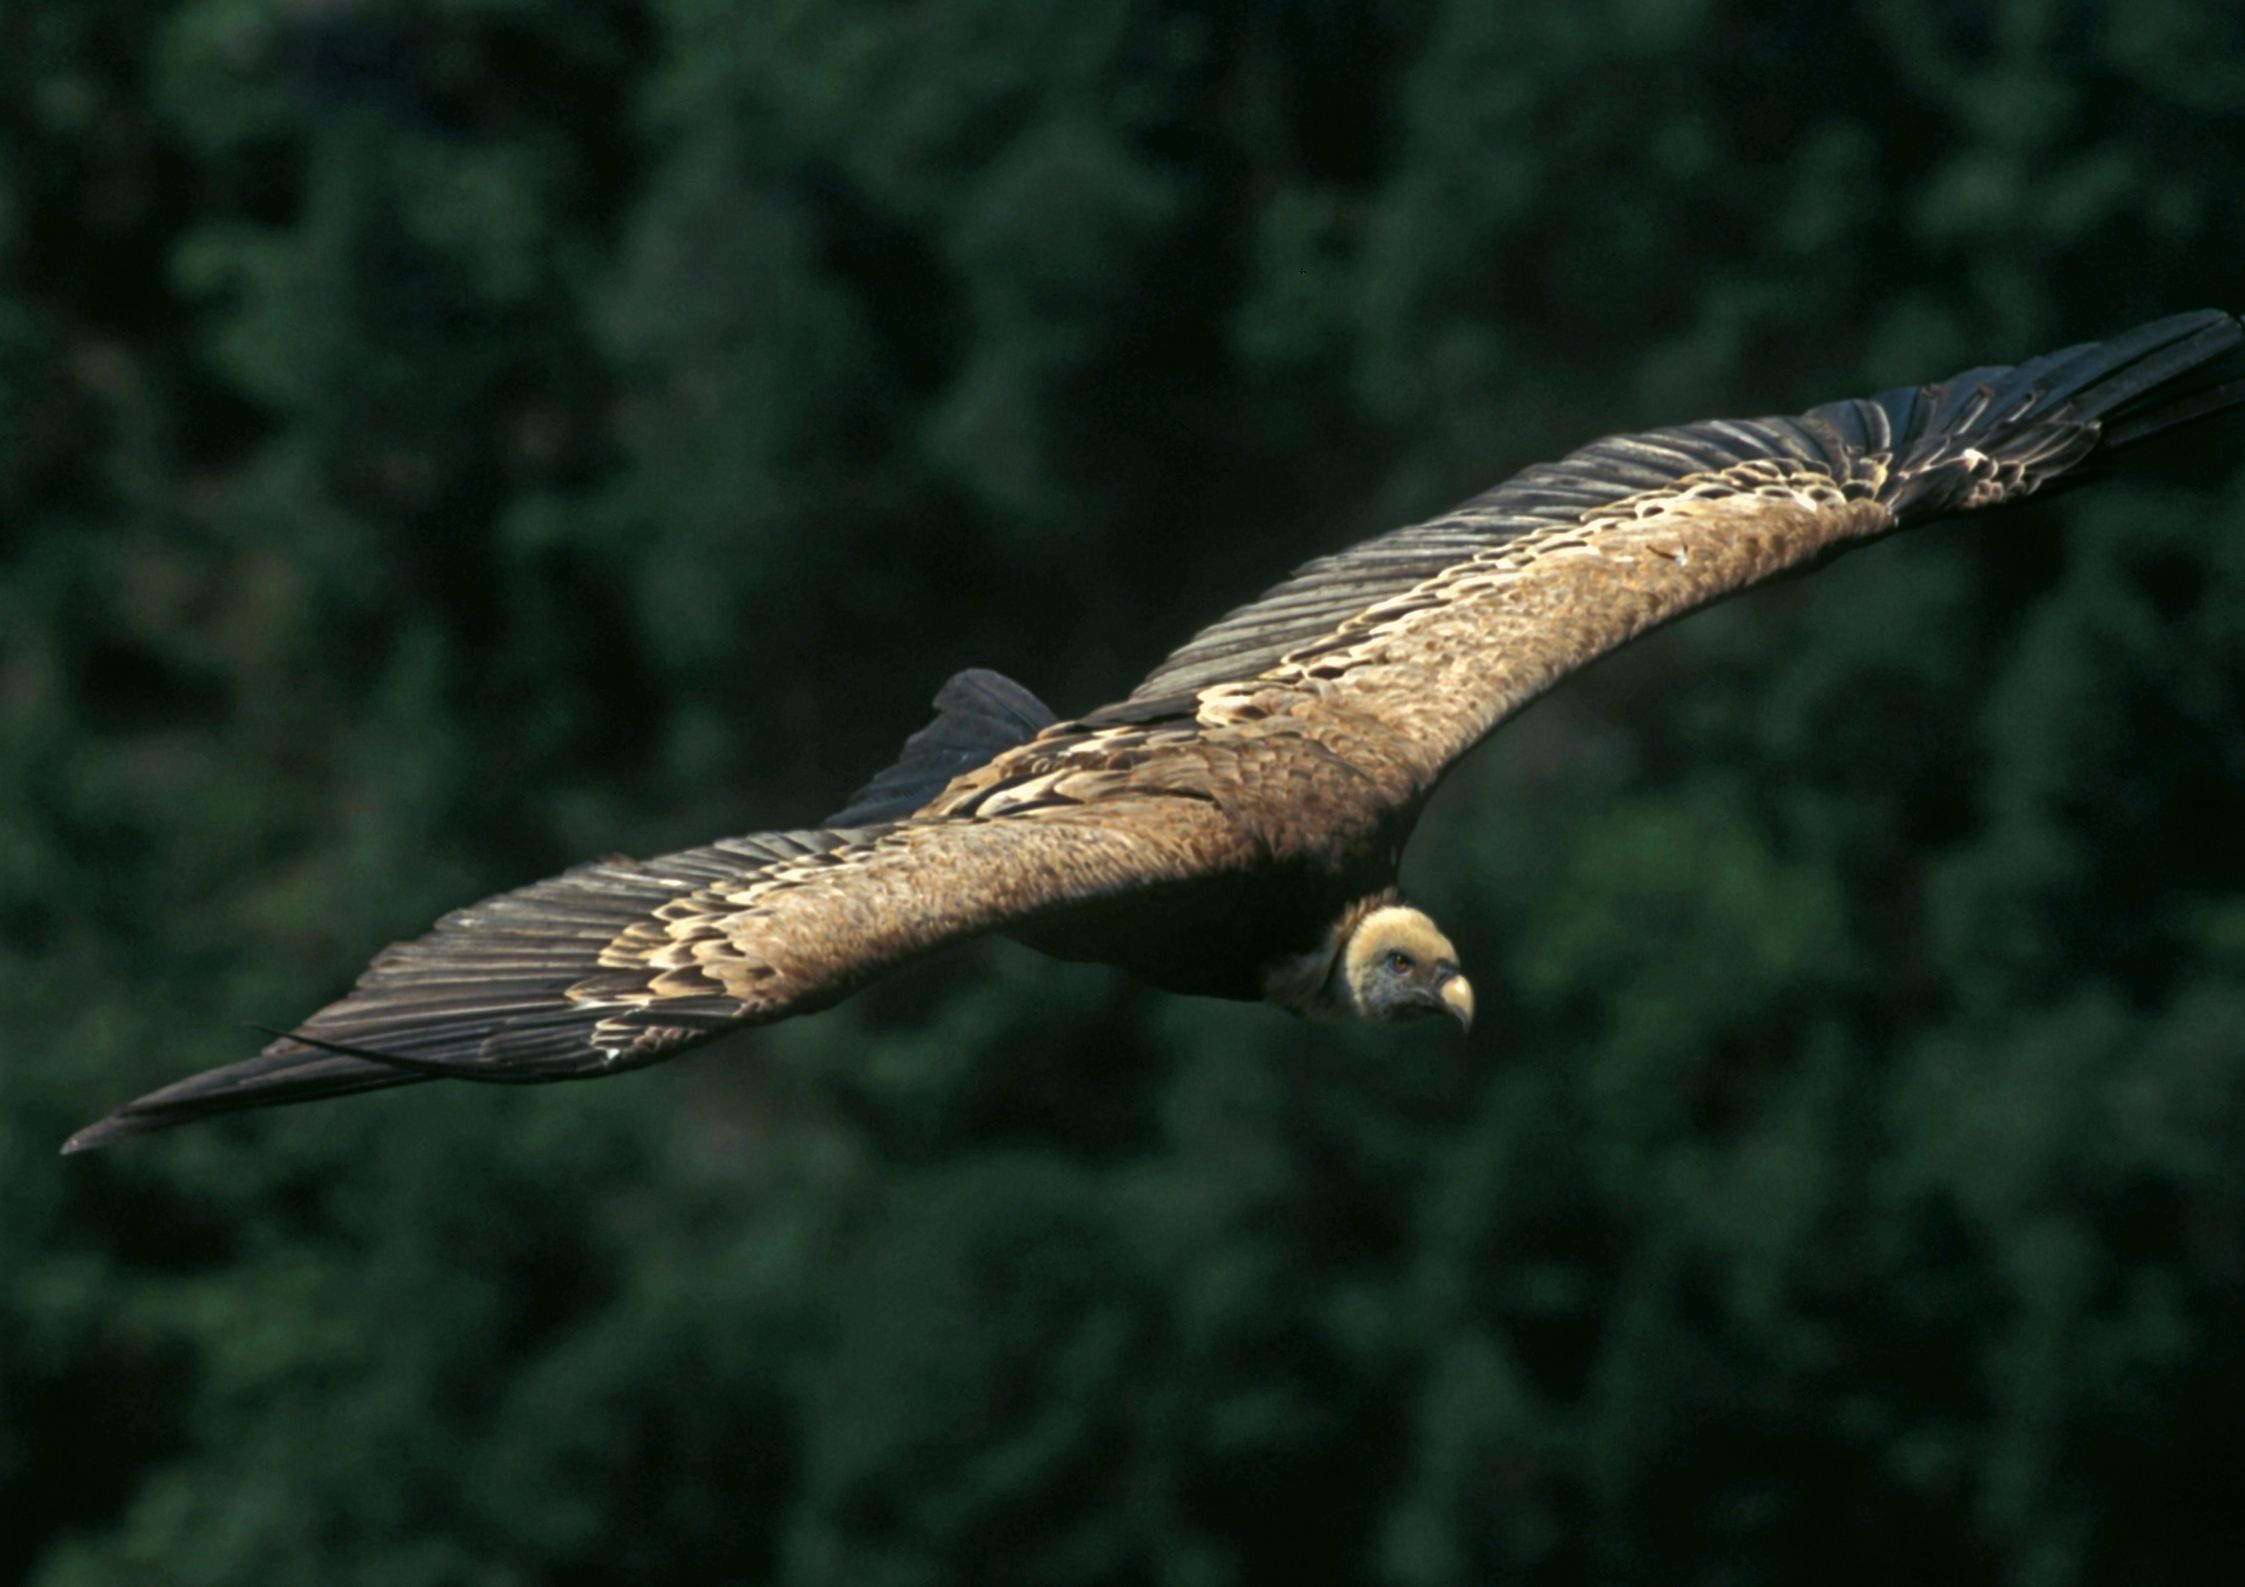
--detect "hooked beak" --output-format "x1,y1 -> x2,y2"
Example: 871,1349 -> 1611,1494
1438,973 -> 1475,1034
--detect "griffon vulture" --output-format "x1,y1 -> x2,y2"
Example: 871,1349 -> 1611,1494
65,309 -> 2245,1152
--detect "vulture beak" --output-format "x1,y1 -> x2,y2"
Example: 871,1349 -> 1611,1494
1438,972 -> 1475,1033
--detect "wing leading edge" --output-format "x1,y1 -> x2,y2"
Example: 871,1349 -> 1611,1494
1125,309 -> 2245,789
64,794 -> 1250,1151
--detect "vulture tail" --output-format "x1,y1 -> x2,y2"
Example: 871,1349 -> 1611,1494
826,667 -> 1057,826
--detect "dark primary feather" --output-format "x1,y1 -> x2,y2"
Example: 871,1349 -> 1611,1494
61,832 -> 861,1151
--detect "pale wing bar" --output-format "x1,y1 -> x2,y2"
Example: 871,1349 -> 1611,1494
61,830 -> 861,1151
64,799 -> 1246,1152
1336,313 -> 2244,782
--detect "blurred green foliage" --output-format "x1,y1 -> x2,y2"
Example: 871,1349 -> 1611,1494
6,0 -> 2245,1581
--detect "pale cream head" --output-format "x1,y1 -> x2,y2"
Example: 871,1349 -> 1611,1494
1337,904 -> 1474,1030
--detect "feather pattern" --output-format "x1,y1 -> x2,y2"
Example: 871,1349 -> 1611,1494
64,797 -> 1255,1151
63,310 -> 2245,1151
1124,309 -> 2245,786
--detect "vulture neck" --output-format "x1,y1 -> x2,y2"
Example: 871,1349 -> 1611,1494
1262,890 -> 1403,1020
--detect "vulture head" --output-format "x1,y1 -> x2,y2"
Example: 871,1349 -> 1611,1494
1333,903 -> 1474,1031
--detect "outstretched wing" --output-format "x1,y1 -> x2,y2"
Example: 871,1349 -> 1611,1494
1124,309 -> 2245,792
63,793 -> 1249,1151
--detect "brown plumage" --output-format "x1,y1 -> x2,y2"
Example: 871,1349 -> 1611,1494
64,309 -> 2245,1152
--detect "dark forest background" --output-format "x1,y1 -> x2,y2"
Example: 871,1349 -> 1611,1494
8,1 -> 2245,1582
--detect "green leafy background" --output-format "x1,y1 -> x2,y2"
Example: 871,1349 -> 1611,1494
7,2 -> 2245,1581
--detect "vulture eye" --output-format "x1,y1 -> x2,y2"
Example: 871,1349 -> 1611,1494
1387,950 -> 1415,974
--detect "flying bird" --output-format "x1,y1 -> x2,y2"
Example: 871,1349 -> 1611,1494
65,309 -> 2245,1153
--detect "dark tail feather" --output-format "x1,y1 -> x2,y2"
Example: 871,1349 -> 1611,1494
826,667 -> 1057,826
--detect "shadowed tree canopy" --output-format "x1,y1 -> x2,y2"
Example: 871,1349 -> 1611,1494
8,3 -> 2245,1585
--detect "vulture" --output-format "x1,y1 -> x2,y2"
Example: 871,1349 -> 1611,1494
65,309 -> 2245,1153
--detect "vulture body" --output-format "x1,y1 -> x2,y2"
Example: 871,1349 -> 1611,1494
66,310 -> 2245,1152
